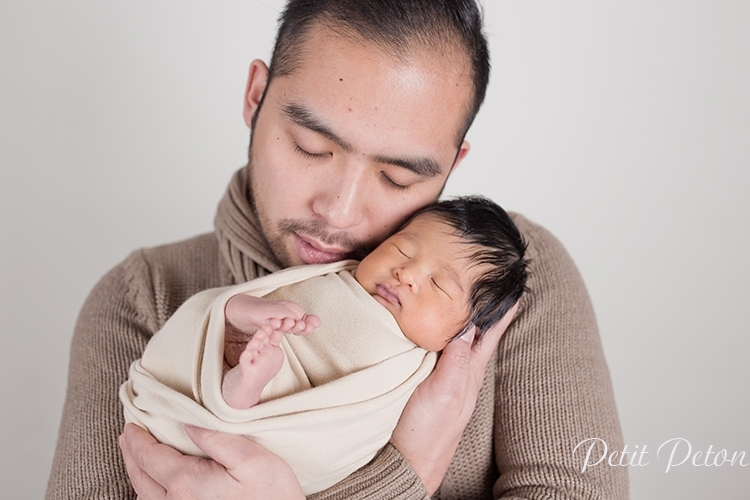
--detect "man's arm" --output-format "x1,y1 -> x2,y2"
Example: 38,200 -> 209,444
489,215 -> 629,499
47,233 -> 224,500
46,252 -> 156,499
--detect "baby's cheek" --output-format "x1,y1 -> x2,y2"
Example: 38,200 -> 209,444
397,317 -> 423,348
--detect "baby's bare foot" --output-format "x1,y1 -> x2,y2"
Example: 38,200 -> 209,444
225,294 -> 321,336
222,295 -> 321,408
222,325 -> 285,409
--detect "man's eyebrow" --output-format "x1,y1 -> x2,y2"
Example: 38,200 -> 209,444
373,154 -> 443,178
282,103 -> 443,178
281,103 -> 352,152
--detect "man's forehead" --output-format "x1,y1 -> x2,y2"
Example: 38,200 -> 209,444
278,23 -> 474,143
297,20 -> 466,74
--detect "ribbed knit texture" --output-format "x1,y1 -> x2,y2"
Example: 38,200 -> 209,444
214,167 -> 280,281
46,167 -> 628,499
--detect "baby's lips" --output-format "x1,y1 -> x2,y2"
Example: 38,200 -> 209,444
375,283 -> 401,305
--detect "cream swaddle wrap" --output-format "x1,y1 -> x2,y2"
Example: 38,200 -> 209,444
120,260 -> 437,495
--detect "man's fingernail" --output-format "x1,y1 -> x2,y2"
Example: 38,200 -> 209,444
459,328 -> 475,343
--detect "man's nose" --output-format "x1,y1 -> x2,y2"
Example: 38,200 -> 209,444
311,161 -> 368,229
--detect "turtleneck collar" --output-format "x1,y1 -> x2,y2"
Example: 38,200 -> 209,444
214,166 -> 281,283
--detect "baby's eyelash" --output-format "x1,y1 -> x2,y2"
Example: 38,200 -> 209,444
394,245 -> 409,258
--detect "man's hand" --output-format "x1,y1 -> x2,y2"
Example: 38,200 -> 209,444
119,423 -> 305,500
390,303 -> 518,494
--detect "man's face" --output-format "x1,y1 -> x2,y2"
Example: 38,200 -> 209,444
354,214 -> 483,352
244,26 -> 473,267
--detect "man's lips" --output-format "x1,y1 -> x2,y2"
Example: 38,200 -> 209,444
375,283 -> 401,306
293,233 -> 351,264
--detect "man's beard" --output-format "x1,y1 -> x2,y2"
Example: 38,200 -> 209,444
245,159 -> 373,268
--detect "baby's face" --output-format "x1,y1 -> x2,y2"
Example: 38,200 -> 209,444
355,214 -> 484,351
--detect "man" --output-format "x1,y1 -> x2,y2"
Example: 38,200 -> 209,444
47,1 -> 628,499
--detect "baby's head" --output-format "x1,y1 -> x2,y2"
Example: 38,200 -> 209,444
355,196 -> 529,351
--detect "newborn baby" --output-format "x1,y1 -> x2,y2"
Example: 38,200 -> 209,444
221,196 -> 528,409
121,195 -> 528,494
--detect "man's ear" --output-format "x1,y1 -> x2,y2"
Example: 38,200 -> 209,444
243,60 -> 270,128
450,140 -> 471,174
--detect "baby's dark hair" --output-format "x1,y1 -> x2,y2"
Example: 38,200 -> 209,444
406,195 -> 529,341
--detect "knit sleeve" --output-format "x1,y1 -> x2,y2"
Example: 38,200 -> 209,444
46,233 -> 223,500
308,444 -> 430,500
45,250 -> 157,500
491,215 -> 629,499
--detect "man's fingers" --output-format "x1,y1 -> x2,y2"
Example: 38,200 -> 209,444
184,425 -> 305,499
185,424 -> 257,473
119,424 -> 171,499
432,302 -> 519,392
435,326 -> 474,378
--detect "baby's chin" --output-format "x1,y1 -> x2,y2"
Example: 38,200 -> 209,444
400,330 -> 451,353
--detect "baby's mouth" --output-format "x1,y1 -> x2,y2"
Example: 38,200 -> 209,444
375,283 -> 401,306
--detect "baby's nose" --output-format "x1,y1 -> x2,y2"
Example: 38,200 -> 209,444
395,266 -> 417,291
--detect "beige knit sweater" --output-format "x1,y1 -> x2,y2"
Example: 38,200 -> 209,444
47,167 -> 629,499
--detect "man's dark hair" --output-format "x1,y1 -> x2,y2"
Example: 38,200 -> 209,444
268,0 -> 490,141
407,195 -> 529,341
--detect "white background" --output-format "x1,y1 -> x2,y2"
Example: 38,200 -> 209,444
1,1 -> 748,498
